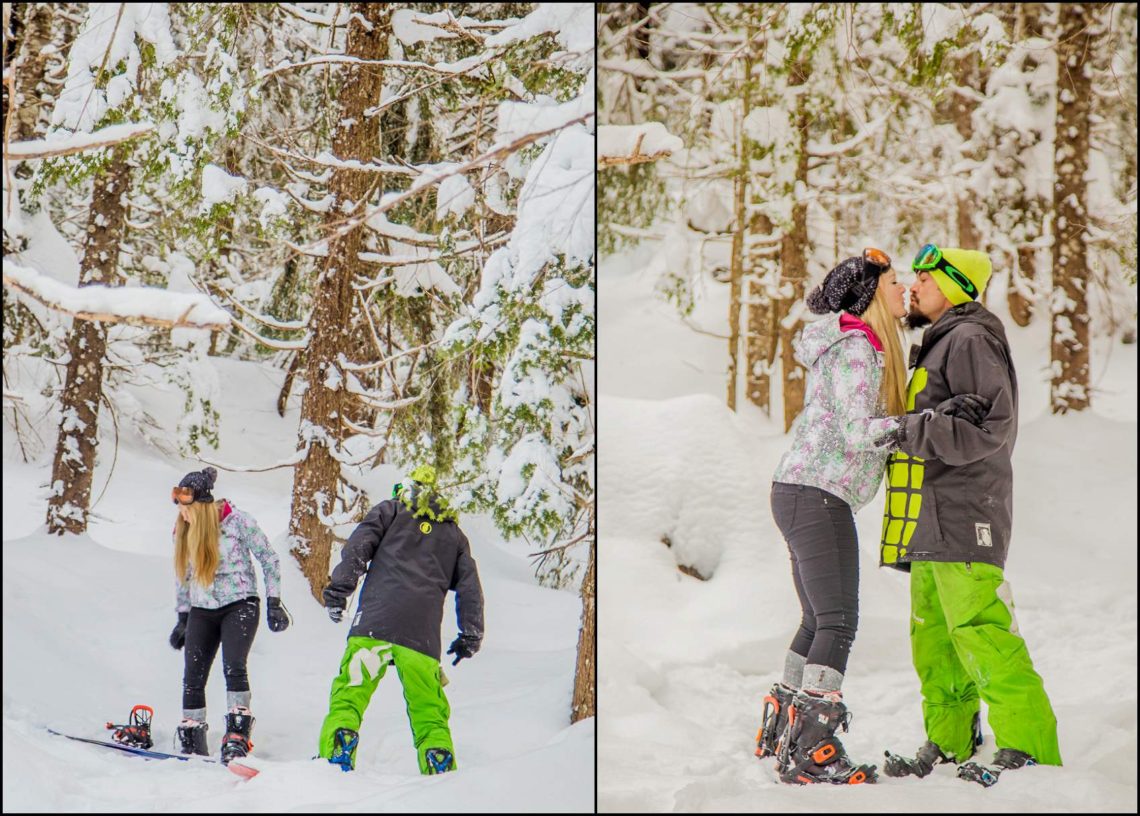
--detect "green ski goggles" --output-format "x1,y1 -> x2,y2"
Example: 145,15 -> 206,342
912,243 -> 979,300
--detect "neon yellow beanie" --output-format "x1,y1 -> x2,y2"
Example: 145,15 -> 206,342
931,248 -> 992,306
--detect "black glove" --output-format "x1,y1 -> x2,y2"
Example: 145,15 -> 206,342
266,597 -> 291,632
935,393 -> 992,427
446,634 -> 481,666
325,600 -> 346,623
323,584 -> 346,623
169,612 -> 189,650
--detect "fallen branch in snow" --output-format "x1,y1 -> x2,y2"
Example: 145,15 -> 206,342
3,122 -> 155,160
212,284 -> 310,333
597,142 -> 673,167
196,449 -> 310,473
250,50 -> 500,86
227,316 -> 308,351
598,123 -> 682,167
3,261 -> 230,330
806,107 -> 894,158
276,2 -> 350,27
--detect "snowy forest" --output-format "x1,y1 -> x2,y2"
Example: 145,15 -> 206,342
3,3 -> 594,811
597,3 -> 1136,812
599,2 -> 1136,425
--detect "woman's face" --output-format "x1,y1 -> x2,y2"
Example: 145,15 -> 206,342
879,269 -> 907,319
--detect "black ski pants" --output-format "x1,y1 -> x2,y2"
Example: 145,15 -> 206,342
770,482 -> 860,676
182,596 -> 259,710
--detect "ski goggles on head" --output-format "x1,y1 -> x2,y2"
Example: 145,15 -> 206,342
912,243 -> 979,300
171,486 -> 196,505
392,481 -> 422,501
863,247 -> 891,273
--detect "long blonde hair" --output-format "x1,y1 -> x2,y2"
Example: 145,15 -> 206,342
174,502 -> 222,588
858,284 -> 907,416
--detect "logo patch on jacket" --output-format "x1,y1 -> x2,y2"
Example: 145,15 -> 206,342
975,522 -> 993,548
419,521 -> 432,534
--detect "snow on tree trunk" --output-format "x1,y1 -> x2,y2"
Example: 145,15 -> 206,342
6,3 -> 82,143
1050,3 -> 1093,414
1008,245 -> 1037,327
726,62 -> 750,411
571,529 -> 595,724
4,3 -> 82,335
745,214 -> 777,414
943,48 -> 991,307
45,146 -> 131,534
777,58 -> 811,432
288,4 -> 391,600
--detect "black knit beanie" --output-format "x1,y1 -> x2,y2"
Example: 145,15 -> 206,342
806,256 -> 881,317
178,466 -> 218,503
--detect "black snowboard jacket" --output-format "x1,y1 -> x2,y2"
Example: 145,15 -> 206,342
324,498 -> 484,660
881,302 -> 1018,571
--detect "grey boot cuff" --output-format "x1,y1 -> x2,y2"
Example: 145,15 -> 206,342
782,650 -> 807,689
227,690 -> 252,711
801,663 -> 844,694
182,707 -> 207,723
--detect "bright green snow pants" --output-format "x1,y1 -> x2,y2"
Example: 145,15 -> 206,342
318,636 -> 455,774
910,561 -> 1061,765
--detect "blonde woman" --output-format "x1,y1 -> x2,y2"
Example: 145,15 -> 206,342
754,249 -> 989,785
168,467 -> 288,764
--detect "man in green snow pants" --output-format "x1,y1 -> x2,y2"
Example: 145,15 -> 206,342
318,466 -> 484,774
878,246 -> 1061,784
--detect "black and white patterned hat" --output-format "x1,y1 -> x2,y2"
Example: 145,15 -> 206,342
178,467 -> 218,503
806,256 -> 881,317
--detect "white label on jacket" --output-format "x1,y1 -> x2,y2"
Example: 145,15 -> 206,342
975,522 -> 993,548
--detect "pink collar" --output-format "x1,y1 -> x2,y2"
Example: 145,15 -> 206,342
218,499 -> 233,523
839,313 -> 883,352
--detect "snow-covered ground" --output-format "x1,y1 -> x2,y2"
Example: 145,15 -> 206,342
597,241 -> 1138,812
2,357 -> 592,813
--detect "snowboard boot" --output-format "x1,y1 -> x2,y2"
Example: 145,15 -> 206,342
957,748 -> 1037,787
884,711 -> 982,778
328,727 -> 359,772
424,747 -> 455,775
176,719 -> 209,757
755,682 -> 796,760
883,739 -> 949,778
778,690 -> 877,785
219,706 -> 255,765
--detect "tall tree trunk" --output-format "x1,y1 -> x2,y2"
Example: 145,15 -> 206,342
1005,2 -> 1045,328
289,4 -> 390,600
948,50 -> 986,304
4,3 -> 82,330
726,41 -> 753,411
45,147 -> 132,534
1008,245 -> 1036,327
745,212 -> 777,413
777,59 -> 811,431
571,526 -> 595,723
5,3 -> 43,141
1050,3 -> 1093,413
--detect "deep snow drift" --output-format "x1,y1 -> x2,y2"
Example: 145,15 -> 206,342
597,242 -> 1138,813
2,356 -> 593,813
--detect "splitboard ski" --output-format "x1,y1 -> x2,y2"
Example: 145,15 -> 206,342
46,729 -> 259,779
